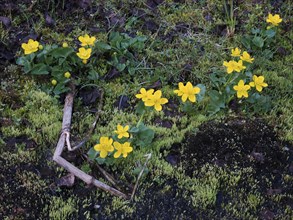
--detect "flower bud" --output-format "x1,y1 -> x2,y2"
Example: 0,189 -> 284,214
62,42 -> 68,48
51,79 -> 57,86
64,71 -> 71,78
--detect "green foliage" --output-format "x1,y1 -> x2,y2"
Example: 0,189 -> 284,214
16,32 -> 147,96
241,27 -> 278,59
130,122 -> 155,147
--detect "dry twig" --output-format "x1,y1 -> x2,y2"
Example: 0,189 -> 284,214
131,153 -> 152,200
53,90 -> 128,199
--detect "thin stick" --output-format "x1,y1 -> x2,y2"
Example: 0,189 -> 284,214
68,89 -> 105,151
131,153 -> 152,200
83,154 -> 123,191
53,90 -> 129,199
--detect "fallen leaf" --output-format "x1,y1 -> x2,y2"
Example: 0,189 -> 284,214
0,16 -> 11,28
45,13 -> 55,27
56,173 -> 75,187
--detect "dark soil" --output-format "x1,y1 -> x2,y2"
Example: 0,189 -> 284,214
1,116 -> 292,219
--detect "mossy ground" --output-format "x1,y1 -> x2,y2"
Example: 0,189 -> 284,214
0,0 -> 292,219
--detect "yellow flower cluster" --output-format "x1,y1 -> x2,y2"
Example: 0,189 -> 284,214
222,47 -> 268,98
223,47 -> 254,74
94,136 -> 133,159
136,88 -> 168,112
174,82 -> 200,103
94,124 -> 133,159
233,75 -> 268,98
76,34 -> 96,64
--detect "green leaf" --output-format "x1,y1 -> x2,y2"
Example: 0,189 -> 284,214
88,69 -> 99,80
241,36 -> 252,49
252,36 -> 264,48
132,123 -> 155,147
182,102 -> 194,113
265,29 -> 276,38
88,147 -> 98,160
251,28 -> 260,34
196,84 -> 206,102
96,42 -> 111,50
30,63 -> 49,75
95,157 -> 105,165
262,49 -> 274,59
50,47 -> 74,58
116,63 -> 126,72
129,126 -> 139,133
207,90 -> 226,114
135,101 -> 146,115
16,57 -> 32,73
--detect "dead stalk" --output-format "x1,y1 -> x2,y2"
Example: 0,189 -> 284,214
131,153 -> 152,200
53,91 -> 129,199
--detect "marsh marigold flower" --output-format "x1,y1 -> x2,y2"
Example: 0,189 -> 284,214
77,47 -> 92,64
115,124 -> 130,139
78,34 -> 96,46
94,137 -> 114,158
266,13 -> 282,26
233,80 -> 251,98
236,60 -> 246,71
135,88 -> 154,102
174,82 -> 200,103
249,75 -> 268,92
113,142 -> 133,158
231,47 -> 241,57
240,51 -> 254,63
223,60 -> 245,73
144,90 -> 168,112
21,39 -> 39,55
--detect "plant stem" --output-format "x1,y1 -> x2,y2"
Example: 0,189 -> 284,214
137,111 -> 145,127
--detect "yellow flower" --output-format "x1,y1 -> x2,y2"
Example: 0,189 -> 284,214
76,47 -> 92,61
174,82 -> 200,103
113,142 -> 133,158
21,39 -> 39,55
94,137 -> 114,158
249,75 -> 268,92
135,88 -> 154,102
231,47 -> 241,57
266,13 -> 282,26
78,34 -> 96,46
51,79 -> 57,86
115,124 -> 130,139
64,71 -> 71,78
233,80 -> 251,98
223,60 -> 238,74
62,42 -> 68,48
236,60 -> 246,72
240,51 -> 254,63
144,90 -> 168,112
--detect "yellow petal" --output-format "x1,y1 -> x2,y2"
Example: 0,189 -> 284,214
188,95 -> 196,102
154,104 -> 162,111
100,150 -> 108,158
114,151 -> 121,158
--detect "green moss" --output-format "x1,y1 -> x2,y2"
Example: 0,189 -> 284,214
47,197 -> 79,220
16,170 -> 47,193
1,85 -> 62,145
